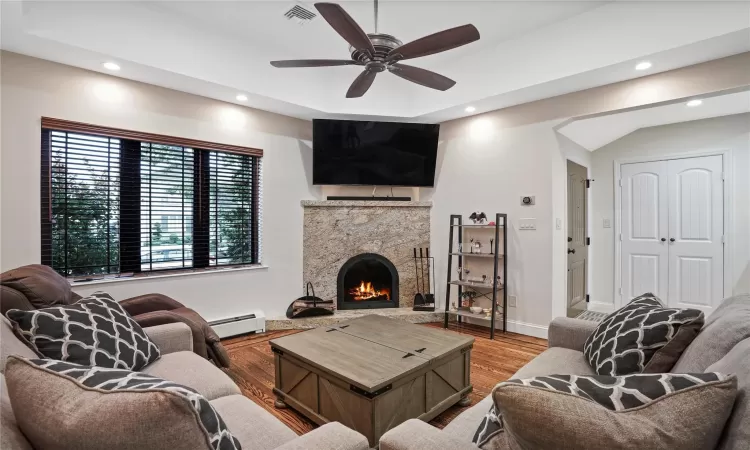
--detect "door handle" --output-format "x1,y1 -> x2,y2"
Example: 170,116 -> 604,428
568,249 -> 576,254
567,237 -> 572,242
670,238 -> 675,242
661,238 -> 666,242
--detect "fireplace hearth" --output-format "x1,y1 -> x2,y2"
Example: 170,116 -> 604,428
337,253 -> 399,310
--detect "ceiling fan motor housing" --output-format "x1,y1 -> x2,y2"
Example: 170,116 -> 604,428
350,33 -> 403,70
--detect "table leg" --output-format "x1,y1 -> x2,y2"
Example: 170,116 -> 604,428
274,396 -> 287,409
458,395 -> 471,407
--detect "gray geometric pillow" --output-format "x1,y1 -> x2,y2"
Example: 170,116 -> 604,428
5,291 -> 160,370
474,372 -> 736,449
5,357 -> 241,450
583,293 -> 704,375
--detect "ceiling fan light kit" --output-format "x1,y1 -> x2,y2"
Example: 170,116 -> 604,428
270,1 -> 480,98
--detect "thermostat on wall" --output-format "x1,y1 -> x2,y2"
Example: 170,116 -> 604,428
521,196 -> 535,206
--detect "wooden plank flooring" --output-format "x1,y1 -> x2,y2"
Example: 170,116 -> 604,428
221,322 -> 547,435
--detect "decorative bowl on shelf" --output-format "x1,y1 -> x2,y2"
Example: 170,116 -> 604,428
470,306 -> 483,314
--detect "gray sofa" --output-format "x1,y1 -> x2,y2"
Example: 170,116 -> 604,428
0,317 -> 370,450
380,294 -> 750,450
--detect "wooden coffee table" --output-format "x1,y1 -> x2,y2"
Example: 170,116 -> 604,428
269,315 -> 474,447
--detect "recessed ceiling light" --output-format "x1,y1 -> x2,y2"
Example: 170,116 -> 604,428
465,106 -> 476,113
635,61 -> 652,71
236,94 -> 248,102
102,62 -> 120,71
687,99 -> 702,107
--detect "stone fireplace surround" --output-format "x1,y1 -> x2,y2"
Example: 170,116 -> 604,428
302,200 -> 431,310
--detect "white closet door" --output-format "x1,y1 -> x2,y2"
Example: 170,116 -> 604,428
621,161 -> 669,301
667,155 -> 723,313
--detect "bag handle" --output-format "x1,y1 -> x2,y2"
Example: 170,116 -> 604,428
306,282 -> 316,306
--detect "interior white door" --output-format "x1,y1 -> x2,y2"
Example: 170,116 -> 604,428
621,161 -> 669,301
667,155 -> 724,313
567,160 -> 588,317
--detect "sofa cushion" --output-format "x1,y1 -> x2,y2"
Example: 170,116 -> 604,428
583,293 -> 704,375
0,317 -> 36,373
444,395 -> 495,442
142,351 -> 240,400
512,347 -> 595,379
0,264 -> 75,309
478,372 -> 736,449
442,347 -> 595,442
673,294 -> 750,373
0,374 -> 33,450
210,395 -> 296,450
707,337 -> 750,450
4,356 -> 241,450
6,291 -> 160,370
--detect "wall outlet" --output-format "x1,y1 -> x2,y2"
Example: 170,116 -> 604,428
508,295 -> 517,307
603,218 -> 611,228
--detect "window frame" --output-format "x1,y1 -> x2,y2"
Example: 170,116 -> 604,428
40,118 -> 263,279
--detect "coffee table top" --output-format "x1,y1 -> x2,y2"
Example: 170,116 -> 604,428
270,315 -> 474,393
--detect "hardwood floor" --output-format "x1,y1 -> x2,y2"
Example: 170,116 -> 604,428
221,322 -> 547,435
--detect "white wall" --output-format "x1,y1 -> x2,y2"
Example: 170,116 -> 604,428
429,120 -> 562,336
432,55 -> 750,337
0,51 -> 315,321
590,113 -> 750,308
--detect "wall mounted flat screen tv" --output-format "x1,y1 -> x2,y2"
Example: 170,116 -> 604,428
312,119 -> 439,187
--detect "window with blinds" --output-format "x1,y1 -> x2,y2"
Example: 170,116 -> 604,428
45,131 -> 121,276
140,143 -> 194,271
209,152 -> 259,266
41,119 -> 262,279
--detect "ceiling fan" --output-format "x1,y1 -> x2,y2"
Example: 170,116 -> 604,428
270,1 -> 480,98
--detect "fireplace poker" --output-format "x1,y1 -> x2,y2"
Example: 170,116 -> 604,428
425,248 -> 435,305
419,248 -> 426,297
413,248 -> 426,306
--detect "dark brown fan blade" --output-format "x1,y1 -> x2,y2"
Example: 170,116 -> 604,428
387,24 -> 480,62
271,59 -> 358,68
388,64 -> 456,91
315,3 -> 375,56
346,69 -> 377,98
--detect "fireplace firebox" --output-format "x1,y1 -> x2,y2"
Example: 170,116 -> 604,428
337,253 -> 399,310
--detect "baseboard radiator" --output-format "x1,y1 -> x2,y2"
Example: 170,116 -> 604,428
209,312 -> 266,338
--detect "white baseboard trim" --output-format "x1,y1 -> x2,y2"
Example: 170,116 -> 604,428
505,320 -> 549,339
460,317 -> 549,339
588,302 -> 616,314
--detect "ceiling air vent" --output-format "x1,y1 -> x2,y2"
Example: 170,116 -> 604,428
283,3 -> 317,26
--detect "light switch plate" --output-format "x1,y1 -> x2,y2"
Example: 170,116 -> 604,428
603,219 -> 611,228
508,295 -> 517,307
518,218 -> 536,230
556,218 -> 562,230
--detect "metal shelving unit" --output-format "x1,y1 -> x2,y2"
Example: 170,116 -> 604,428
444,213 -> 508,339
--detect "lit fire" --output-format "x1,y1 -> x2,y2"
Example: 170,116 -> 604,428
349,281 -> 390,301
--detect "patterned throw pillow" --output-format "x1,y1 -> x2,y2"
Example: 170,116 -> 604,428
5,291 -> 160,370
4,356 -> 241,450
583,293 -> 703,375
474,373 -> 737,450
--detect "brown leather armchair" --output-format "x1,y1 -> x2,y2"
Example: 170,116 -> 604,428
0,265 -> 230,368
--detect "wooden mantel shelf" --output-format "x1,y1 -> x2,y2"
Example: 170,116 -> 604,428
301,200 -> 432,208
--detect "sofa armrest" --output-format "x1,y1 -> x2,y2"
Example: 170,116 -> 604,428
119,293 -> 184,316
547,317 -> 599,351
143,323 -> 193,354
273,423 -> 369,450
380,419 -> 478,450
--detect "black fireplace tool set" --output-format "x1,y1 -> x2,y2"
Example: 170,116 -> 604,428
413,248 -> 436,311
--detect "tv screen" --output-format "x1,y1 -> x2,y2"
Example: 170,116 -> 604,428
312,119 -> 439,187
